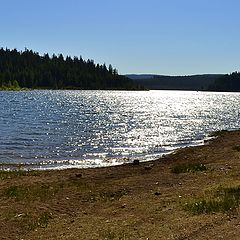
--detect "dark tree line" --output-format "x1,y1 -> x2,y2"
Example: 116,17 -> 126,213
208,72 -> 240,92
131,74 -> 221,90
0,48 -> 142,90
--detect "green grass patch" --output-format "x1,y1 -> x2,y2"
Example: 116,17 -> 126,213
12,211 -> 52,230
172,162 -> 207,174
0,86 -> 30,91
3,183 -> 63,201
101,229 -> 129,240
32,211 -> 52,229
67,179 -> 89,191
184,185 -> 240,214
0,80 -> 30,91
0,170 -> 40,180
89,189 -> 127,202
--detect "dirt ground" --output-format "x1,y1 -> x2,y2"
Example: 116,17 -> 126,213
1,130 -> 240,239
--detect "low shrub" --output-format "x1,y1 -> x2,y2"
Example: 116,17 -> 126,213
185,186 -> 240,214
232,146 -> 240,152
172,162 -> 207,174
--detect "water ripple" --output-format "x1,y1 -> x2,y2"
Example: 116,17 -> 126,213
0,90 -> 240,169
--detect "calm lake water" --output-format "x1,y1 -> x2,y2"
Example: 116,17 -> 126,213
0,90 -> 240,169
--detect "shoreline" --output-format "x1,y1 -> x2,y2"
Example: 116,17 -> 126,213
0,132 -> 215,171
1,130 -> 240,239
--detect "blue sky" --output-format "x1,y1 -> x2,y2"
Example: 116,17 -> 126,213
1,0 -> 240,75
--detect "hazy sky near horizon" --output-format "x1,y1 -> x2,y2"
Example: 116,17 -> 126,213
1,0 -> 240,75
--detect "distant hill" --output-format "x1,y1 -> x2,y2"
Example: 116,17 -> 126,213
127,74 -> 223,91
0,48 -> 142,90
126,74 -> 156,80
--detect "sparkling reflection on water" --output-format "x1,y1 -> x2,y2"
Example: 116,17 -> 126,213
0,90 -> 240,169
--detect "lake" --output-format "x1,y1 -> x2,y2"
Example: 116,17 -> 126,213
0,90 -> 240,169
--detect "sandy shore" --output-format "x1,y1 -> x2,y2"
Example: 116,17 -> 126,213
1,130 -> 240,239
